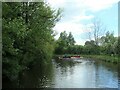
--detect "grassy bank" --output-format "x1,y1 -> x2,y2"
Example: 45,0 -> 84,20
54,54 -> 119,64
81,55 -> 119,64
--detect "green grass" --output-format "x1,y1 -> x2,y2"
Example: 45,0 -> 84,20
81,54 -> 119,64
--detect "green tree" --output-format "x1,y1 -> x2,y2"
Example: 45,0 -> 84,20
55,31 -> 68,54
67,32 -> 75,46
84,40 -> 100,54
2,2 -> 61,80
99,31 -> 116,55
55,31 -> 76,54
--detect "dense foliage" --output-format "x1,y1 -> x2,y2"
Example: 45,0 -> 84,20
55,31 -> 119,56
55,31 -> 75,54
2,2 -> 61,80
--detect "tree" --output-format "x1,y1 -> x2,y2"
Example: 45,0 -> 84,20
67,32 -> 75,46
99,31 -> 116,55
84,40 -> 100,54
112,37 -> 118,55
118,36 -> 120,56
55,31 -> 75,54
2,2 -> 61,80
91,18 -> 106,45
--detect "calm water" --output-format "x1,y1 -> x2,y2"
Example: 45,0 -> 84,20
3,58 -> 119,88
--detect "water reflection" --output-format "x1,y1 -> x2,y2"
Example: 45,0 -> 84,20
3,58 -> 119,88
95,61 -> 118,88
18,63 -> 54,88
52,58 -> 118,88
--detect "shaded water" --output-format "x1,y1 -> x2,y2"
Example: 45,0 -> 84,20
3,58 -> 119,88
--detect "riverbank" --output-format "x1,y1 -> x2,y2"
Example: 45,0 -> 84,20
54,54 -> 119,64
81,55 -> 119,64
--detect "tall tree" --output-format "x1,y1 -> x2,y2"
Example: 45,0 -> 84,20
55,31 -> 68,54
55,31 -> 75,54
84,40 -> 100,54
2,2 -> 61,80
91,18 -> 106,45
68,32 -> 75,46
99,31 -> 116,55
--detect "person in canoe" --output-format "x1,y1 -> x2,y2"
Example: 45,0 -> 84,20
63,54 -> 71,58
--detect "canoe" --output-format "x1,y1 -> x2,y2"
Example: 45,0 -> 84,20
58,55 -> 81,60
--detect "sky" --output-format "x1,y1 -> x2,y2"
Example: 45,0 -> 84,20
46,0 -> 119,45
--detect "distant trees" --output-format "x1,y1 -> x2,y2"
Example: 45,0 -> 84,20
84,40 -> 100,54
67,32 -> 76,46
82,18 -> 119,56
55,30 -> 119,57
118,36 -> 120,56
99,31 -> 117,55
55,31 -> 75,54
3,2 -> 61,80
84,31 -> 118,56
88,18 -> 106,45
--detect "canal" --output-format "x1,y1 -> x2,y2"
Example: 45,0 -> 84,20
3,58 -> 119,88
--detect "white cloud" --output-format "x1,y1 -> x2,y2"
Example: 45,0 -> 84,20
72,15 -> 94,23
53,22 -> 83,40
75,39 -> 86,45
46,0 -> 66,8
79,0 -> 119,12
54,22 -> 89,37
54,19 -> 97,45
47,0 -> 119,12
47,0 -> 118,45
